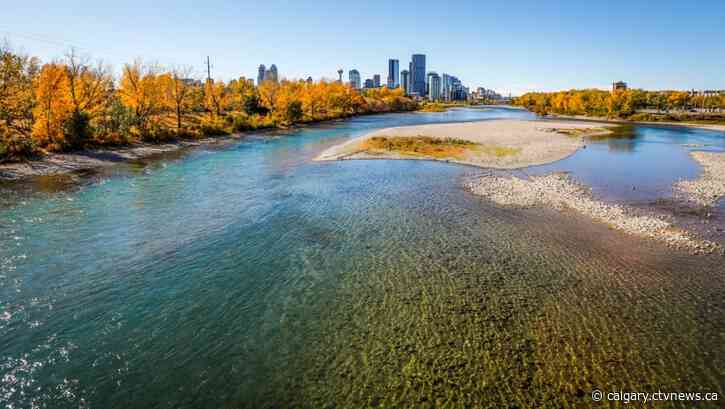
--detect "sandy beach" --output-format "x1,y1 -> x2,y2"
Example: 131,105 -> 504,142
315,119 -> 613,169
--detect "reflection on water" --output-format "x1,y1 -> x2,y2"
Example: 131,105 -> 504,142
0,109 -> 723,408
528,124 -> 725,203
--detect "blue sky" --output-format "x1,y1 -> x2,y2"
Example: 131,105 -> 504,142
2,0 -> 724,95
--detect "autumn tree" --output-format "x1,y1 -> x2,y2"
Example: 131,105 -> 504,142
119,60 -> 164,135
162,66 -> 196,131
0,42 -> 40,158
63,50 -> 113,147
32,63 -> 71,148
258,80 -> 280,113
204,79 -> 228,117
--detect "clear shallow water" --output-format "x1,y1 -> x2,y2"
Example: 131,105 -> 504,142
0,108 -> 723,408
527,124 -> 725,204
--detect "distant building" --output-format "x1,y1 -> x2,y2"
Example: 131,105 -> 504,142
259,64 -> 278,84
181,78 -> 203,87
612,81 -> 627,92
401,70 -> 410,95
349,69 -> 361,89
475,87 -> 503,102
337,69 -> 344,83
364,78 -> 375,89
410,54 -> 426,96
427,72 -> 441,101
306,76 -> 313,84
373,74 -> 381,88
387,59 -> 399,89
257,64 -> 266,86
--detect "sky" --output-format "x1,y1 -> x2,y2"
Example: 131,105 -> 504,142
2,0 -> 724,96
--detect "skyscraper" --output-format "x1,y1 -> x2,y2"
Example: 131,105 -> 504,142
387,59 -> 399,89
410,54 -> 426,96
349,69 -> 361,89
400,70 -> 410,95
427,72 -> 441,101
373,74 -> 381,88
257,64 -> 266,86
269,64 -> 278,82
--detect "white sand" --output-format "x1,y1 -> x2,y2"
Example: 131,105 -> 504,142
315,119 -> 612,169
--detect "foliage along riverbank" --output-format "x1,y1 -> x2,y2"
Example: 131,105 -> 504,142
513,89 -> 725,127
0,43 -> 417,165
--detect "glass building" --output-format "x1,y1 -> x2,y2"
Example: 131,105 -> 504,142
387,59 -> 399,88
410,54 -> 426,96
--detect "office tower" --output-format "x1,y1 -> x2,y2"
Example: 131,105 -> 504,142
348,69 -> 361,89
373,74 -> 381,88
401,70 -> 410,95
410,54 -> 426,96
269,64 -> 278,82
364,78 -> 375,89
257,64 -> 266,86
427,72 -> 441,101
387,59 -> 399,88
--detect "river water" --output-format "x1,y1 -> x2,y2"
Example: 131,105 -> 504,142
1,108 -> 723,408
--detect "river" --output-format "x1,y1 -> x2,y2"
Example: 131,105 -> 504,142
1,108 -> 723,408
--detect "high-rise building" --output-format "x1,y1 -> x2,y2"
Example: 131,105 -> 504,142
387,59 -> 399,89
349,69 -> 361,89
427,72 -> 441,101
401,70 -> 410,95
410,54 -> 426,96
373,74 -> 381,88
364,78 -> 375,89
257,64 -> 266,86
261,64 -> 279,83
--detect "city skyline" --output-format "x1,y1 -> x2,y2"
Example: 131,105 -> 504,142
2,0 -> 724,95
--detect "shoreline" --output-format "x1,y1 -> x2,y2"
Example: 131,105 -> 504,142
0,135 -> 246,181
0,109 -> 421,182
543,113 -> 725,133
465,172 -> 722,255
315,119 -> 613,169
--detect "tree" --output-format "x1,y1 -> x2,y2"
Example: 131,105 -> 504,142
32,63 -> 71,148
119,60 -> 164,134
204,79 -> 228,117
162,66 -> 195,131
0,42 -> 39,139
63,50 -> 113,147
258,80 -> 280,113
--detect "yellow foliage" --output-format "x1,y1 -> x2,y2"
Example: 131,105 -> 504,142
32,63 -> 71,147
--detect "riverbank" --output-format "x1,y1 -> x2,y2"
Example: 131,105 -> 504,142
315,119 -> 613,169
0,136 -> 243,181
465,172 -> 722,254
545,113 -> 725,132
675,151 -> 725,206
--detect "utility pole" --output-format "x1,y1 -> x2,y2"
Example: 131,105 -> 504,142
205,56 -> 212,82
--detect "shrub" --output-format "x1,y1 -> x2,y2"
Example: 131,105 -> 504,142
199,116 -> 230,136
0,126 -> 38,162
62,111 -> 92,149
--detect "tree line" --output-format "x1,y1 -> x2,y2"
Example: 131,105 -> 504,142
0,43 -> 417,162
513,89 -> 725,119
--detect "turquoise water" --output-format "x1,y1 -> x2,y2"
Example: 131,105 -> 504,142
1,108 -> 723,408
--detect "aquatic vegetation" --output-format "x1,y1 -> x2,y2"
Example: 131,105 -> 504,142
359,136 -> 478,159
